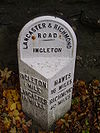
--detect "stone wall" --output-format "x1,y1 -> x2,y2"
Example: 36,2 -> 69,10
0,0 -> 100,81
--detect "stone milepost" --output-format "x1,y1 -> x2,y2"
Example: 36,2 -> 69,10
17,16 -> 77,129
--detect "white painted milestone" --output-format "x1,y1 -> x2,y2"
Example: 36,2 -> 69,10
17,16 -> 77,129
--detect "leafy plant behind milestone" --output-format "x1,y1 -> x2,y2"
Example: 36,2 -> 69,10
0,68 -> 100,133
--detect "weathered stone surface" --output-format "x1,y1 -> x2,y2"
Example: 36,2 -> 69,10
17,16 -> 77,129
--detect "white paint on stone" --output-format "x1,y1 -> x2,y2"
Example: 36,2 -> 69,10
22,57 -> 71,79
17,16 -> 77,129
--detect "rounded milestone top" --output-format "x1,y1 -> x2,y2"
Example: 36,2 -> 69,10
18,16 -> 77,59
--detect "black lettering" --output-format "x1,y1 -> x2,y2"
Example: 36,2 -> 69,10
58,48 -> 62,52
42,82 -> 47,88
24,37 -> 29,41
70,79 -> 72,84
38,24 -> 42,29
34,25 -> 39,30
54,48 -> 58,53
67,43 -> 72,49
53,33 -> 57,38
59,27 -> 64,32
51,48 -> 54,52
42,23 -> 46,28
47,48 -> 50,53
20,73 -> 25,79
58,98 -> 65,105
48,33 -> 52,38
23,42 -> 28,49
38,33 -> 41,38
31,27 -> 36,32
33,78 -> 38,85
40,48 -> 43,53
59,78 -> 62,84
36,48 -> 39,52
54,80 -> 58,86
29,30 -> 33,35
62,76 -> 65,82
43,48 -> 46,53
38,80 -> 42,87
66,38 -> 71,42
26,34 -> 30,38
58,26 -> 61,30
33,48 -> 39,53
43,99 -> 47,105
54,24 -> 58,29
62,30 -> 67,35
48,23 -> 52,28
43,33 -> 47,38
64,33 -> 69,38
25,74 -> 29,81
51,88 -> 56,94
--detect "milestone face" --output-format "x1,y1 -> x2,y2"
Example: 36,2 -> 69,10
20,17 -> 75,58
18,16 -> 77,130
